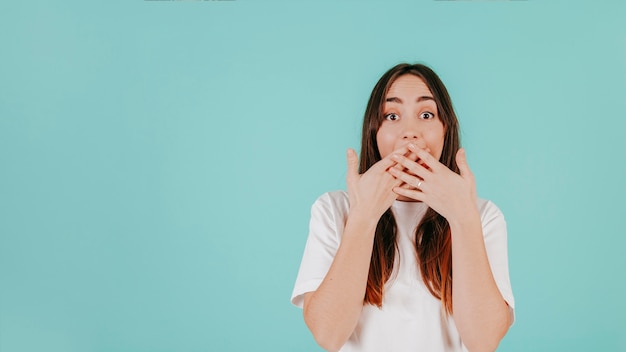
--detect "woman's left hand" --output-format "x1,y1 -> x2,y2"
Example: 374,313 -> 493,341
387,144 -> 478,222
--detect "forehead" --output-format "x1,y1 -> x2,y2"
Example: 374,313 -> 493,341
386,74 -> 433,98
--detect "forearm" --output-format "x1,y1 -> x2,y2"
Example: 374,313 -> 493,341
303,212 -> 378,351
450,210 -> 510,352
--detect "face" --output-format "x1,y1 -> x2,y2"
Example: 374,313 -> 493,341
376,74 -> 445,160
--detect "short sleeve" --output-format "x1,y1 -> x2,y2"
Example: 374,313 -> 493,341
479,200 -> 516,325
291,191 -> 349,308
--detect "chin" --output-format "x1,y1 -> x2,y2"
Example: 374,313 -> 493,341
396,195 -> 421,202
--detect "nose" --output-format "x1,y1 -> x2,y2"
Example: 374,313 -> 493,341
401,118 -> 423,142
400,118 -> 429,150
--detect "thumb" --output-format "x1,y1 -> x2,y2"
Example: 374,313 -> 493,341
346,148 -> 360,183
456,148 -> 473,179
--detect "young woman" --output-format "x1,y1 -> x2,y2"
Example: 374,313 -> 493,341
291,63 -> 515,352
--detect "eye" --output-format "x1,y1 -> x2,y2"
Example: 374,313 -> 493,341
384,113 -> 400,121
420,111 -> 435,119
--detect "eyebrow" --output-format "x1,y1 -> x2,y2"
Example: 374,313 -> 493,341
385,96 -> 435,103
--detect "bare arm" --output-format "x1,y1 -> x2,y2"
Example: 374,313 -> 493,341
449,211 -> 510,352
303,147 -> 410,351
390,145 -> 511,351
303,212 -> 378,351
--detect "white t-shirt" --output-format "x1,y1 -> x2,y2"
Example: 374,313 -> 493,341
291,191 -> 515,352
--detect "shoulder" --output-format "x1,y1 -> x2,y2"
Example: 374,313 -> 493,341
311,190 -> 350,214
475,198 -> 508,240
309,191 -> 350,234
476,198 -> 506,223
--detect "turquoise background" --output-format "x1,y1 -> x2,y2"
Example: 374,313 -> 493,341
1,1 -> 625,351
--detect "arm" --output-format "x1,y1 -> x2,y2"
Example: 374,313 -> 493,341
303,212 -> 378,351
389,145 -> 511,352
303,147 -> 409,352
448,209 -> 511,352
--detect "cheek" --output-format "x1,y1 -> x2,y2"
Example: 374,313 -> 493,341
427,126 -> 446,159
375,128 -> 396,159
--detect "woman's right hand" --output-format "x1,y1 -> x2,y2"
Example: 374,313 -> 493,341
302,147 -> 419,351
345,147 -> 414,220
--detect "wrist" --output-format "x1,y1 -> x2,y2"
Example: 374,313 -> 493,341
447,206 -> 481,233
346,207 -> 380,234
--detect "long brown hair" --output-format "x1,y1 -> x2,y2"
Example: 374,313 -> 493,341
359,63 -> 460,314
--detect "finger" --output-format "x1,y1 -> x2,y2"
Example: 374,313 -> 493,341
405,151 -> 419,167
417,150 -> 433,171
387,166 -> 424,188
392,186 -> 426,202
456,148 -> 474,179
390,154 -> 430,180
407,144 -> 442,172
346,148 -> 359,184
389,145 -> 412,159
399,182 -> 413,189
400,139 -> 428,152
391,150 -> 418,172
390,145 -> 417,170
371,145 -> 410,172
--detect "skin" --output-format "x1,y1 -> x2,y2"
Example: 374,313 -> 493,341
389,145 -> 511,351
377,75 -> 445,163
376,75 -> 444,200
303,74 -> 510,352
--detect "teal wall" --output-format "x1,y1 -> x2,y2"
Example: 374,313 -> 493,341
1,1 -> 624,351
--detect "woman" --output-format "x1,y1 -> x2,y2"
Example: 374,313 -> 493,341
291,63 -> 515,352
